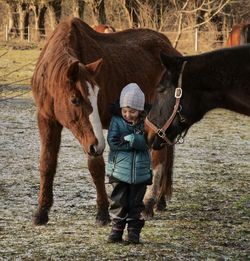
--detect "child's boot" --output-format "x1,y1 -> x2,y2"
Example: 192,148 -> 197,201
107,223 -> 125,243
127,219 -> 145,244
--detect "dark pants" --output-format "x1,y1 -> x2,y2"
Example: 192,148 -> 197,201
109,181 -> 147,228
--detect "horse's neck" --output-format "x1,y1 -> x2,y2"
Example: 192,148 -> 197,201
191,67 -> 250,117
224,90 -> 250,116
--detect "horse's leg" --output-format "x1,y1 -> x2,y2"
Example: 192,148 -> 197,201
33,113 -> 62,225
156,145 -> 174,212
143,146 -> 174,218
87,155 -> 110,225
143,149 -> 164,218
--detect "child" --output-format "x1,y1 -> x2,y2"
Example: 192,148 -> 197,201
106,83 -> 152,244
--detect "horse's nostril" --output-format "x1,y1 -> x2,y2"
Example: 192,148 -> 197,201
89,145 -> 96,155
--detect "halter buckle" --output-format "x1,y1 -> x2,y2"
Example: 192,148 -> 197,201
157,129 -> 166,139
175,87 -> 182,98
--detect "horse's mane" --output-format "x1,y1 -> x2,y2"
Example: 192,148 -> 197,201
33,18 -> 99,90
185,45 -> 250,63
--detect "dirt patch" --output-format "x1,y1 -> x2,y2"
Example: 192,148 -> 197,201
0,98 -> 249,260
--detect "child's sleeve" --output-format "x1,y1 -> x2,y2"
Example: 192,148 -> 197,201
107,117 -> 132,151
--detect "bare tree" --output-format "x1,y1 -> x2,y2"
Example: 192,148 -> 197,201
71,0 -> 85,18
48,0 -> 62,24
6,0 -> 20,38
87,0 -> 107,24
29,1 -> 48,40
3,0 -> 250,44
120,0 -> 140,27
164,0 -> 233,48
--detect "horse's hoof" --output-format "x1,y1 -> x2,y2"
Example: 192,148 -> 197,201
96,209 -> 110,226
156,197 -> 167,212
156,204 -> 166,212
143,198 -> 155,219
33,209 -> 49,225
143,208 -> 154,220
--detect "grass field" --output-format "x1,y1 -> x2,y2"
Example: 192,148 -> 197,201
0,45 -> 40,100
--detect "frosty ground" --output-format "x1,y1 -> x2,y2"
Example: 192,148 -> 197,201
0,98 -> 249,260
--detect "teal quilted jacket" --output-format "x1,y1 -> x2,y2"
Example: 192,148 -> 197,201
106,115 -> 152,184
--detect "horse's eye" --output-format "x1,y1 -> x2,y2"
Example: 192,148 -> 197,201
70,95 -> 81,106
157,84 -> 166,92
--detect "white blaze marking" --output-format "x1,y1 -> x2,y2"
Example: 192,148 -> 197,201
87,81 -> 105,153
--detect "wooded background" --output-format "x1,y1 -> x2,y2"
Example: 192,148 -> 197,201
0,0 -> 249,51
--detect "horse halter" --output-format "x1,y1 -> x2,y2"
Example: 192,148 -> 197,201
145,61 -> 187,146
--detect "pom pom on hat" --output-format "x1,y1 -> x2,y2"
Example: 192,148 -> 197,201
119,83 -> 145,111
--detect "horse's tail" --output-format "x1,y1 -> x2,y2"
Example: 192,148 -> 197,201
158,145 -> 174,201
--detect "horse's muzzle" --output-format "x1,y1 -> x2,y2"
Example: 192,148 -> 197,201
88,144 -> 103,156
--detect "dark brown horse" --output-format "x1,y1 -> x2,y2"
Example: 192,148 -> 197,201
226,23 -> 250,47
32,17 -> 180,225
145,46 -> 250,149
92,24 -> 116,33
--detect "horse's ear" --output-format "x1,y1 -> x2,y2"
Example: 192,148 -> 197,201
158,52 -> 184,91
160,52 -> 183,72
67,60 -> 79,82
85,58 -> 103,77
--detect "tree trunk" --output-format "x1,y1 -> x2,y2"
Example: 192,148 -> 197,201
47,6 -> 56,31
24,11 -> 29,40
121,0 -> 139,28
6,1 -> 19,38
72,0 -> 85,18
29,3 -> 39,41
17,3 -> 28,40
78,0 -> 85,19
49,0 -> 62,24
91,0 -> 107,24
72,0 -> 79,18
38,6 -> 47,38
98,0 -> 106,24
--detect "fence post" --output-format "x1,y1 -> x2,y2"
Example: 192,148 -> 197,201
5,25 -> 8,41
194,27 -> 199,52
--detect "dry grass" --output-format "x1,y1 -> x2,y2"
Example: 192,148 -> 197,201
0,44 -> 41,101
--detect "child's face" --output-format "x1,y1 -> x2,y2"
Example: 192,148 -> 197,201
121,107 -> 140,124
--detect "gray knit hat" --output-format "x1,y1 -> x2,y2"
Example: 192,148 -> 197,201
119,83 -> 145,111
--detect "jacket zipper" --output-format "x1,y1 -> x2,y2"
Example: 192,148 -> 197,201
132,150 -> 136,183
112,151 -> 118,175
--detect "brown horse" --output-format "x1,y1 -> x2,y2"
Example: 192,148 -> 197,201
145,46 -> 250,149
226,23 -> 250,47
32,17 -> 181,225
92,24 -> 116,33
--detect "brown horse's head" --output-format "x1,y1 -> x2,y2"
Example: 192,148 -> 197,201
92,24 -> 116,33
32,18 -> 108,157
53,58 -> 105,156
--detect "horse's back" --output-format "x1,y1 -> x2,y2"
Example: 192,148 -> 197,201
38,17 -> 175,61
32,17 -> 180,110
